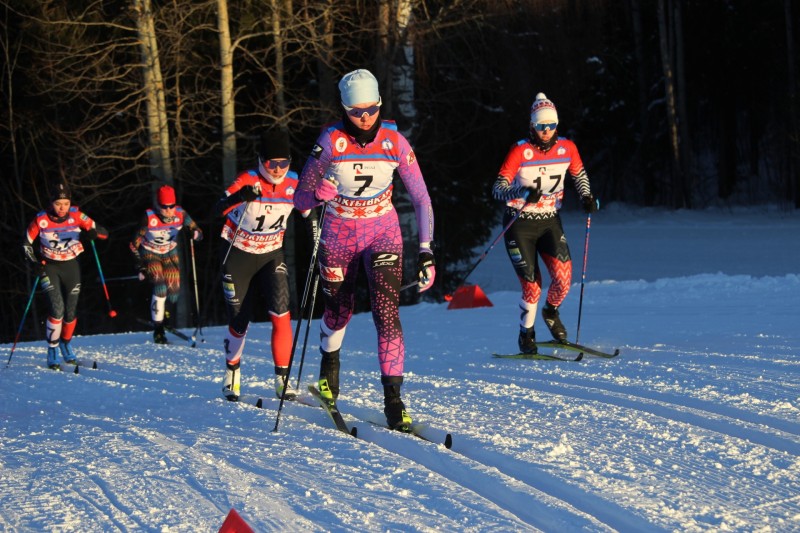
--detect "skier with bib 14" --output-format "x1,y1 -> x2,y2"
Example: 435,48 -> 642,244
215,129 -> 318,402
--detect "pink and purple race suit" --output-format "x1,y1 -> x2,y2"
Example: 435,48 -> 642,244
294,120 -> 433,377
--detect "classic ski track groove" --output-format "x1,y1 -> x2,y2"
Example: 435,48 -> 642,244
259,396 -> 625,531
469,373 -> 800,453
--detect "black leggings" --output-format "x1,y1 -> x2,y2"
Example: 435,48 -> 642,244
221,245 -> 290,334
41,258 -> 81,321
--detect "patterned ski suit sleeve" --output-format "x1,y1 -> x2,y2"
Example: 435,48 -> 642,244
394,134 -> 434,247
295,131 -> 334,212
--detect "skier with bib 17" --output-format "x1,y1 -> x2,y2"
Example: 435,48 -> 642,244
492,92 -> 598,354
294,69 -> 435,432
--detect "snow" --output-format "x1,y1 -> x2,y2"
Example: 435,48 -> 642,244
2,205 -> 799,532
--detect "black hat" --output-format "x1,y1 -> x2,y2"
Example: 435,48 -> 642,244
258,129 -> 290,161
51,182 -> 71,202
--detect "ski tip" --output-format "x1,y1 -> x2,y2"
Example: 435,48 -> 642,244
92,361 -> 98,369
350,426 -> 358,438
255,398 -> 263,409
444,433 -> 453,449
613,349 -> 620,356
576,352 -> 584,361
73,365 -> 80,374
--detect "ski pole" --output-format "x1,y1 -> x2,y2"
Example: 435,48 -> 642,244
191,200 -> 251,343
575,212 -> 593,343
293,264 -> 322,388
222,201 -> 250,266
274,206 -> 327,432
6,274 -> 41,367
98,274 -> 140,282
189,237 -> 201,345
91,240 -> 117,318
444,194 -> 533,301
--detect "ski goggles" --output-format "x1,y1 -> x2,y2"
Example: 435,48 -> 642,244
160,204 -> 176,209
343,98 -> 382,118
532,122 -> 558,132
263,158 -> 291,170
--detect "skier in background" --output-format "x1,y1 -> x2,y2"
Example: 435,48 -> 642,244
215,129 -> 318,402
492,92 -> 598,354
129,184 -> 203,344
22,181 -> 109,369
294,69 -> 435,432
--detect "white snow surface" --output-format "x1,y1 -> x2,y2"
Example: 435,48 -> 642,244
2,204 -> 799,532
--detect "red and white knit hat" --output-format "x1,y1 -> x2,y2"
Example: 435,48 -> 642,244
530,92 -> 559,125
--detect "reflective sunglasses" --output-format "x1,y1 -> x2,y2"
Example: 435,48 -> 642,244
343,98 -> 382,118
161,204 -> 176,209
532,122 -> 558,132
264,158 -> 291,170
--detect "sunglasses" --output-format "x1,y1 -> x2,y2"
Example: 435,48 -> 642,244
264,158 -> 291,170
532,122 -> 558,132
343,98 -> 382,118
161,204 -> 176,209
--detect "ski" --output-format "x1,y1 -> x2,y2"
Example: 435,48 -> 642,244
492,351 -> 583,362
164,324 -> 196,347
537,340 -> 620,359
365,420 -> 453,448
307,385 -> 357,437
135,318 -> 195,347
47,360 -> 99,373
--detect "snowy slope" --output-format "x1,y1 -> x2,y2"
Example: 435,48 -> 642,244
1,206 -> 799,532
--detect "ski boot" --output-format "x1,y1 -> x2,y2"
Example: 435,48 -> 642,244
318,348 -> 340,402
518,326 -> 537,354
59,339 -> 77,365
382,376 -> 412,432
222,361 -> 240,401
47,346 -> 60,370
542,303 -> 567,342
274,368 -> 298,400
153,322 -> 167,344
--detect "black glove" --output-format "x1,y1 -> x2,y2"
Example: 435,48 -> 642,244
85,228 -> 98,241
23,243 -> 38,265
417,250 -> 436,292
96,225 -> 109,240
581,195 -> 599,214
521,187 -> 542,203
237,185 -> 260,202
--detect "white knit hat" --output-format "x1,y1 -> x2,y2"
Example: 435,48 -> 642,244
339,69 -> 380,107
530,92 -> 559,125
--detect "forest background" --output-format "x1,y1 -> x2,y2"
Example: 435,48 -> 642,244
1,0 -> 798,343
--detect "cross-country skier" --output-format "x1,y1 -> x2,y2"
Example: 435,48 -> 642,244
215,129 -> 318,402
294,69 -> 435,432
22,182 -> 109,369
129,184 -> 203,344
492,92 -> 598,354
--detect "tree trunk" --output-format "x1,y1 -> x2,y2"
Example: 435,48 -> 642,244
629,0 -> 651,205
217,0 -> 237,186
673,0 -> 691,208
785,0 -> 799,208
657,0 -> 683,208
377,1 -> 420,301
134,0 -> 173,184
